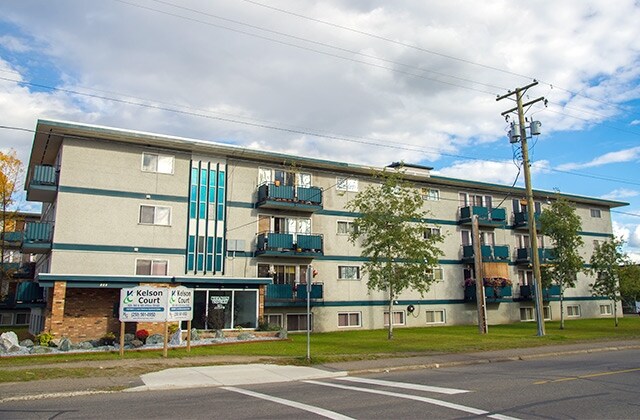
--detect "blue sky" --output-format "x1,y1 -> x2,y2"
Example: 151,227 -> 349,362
1,1 -> 639,260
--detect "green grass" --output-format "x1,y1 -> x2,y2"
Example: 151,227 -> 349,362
1,318 -> 639,380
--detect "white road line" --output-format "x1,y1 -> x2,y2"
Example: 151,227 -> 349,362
304,380 -> 521,420
337,376 -> 469,394
221,386 -> 355,420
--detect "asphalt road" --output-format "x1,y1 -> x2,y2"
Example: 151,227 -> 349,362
1,349 -> 639,419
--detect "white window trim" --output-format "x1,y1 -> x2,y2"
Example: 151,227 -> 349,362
599,304 -> 613,315
421,188 -> 440,201
338,265 -> 361,280
338,311 -> 362,328
566,305 -> 581,318
141,152 -> 174,175
135,258 -> 169,276
336,220 -> 356,235
590,208 -> 602,218
425,309 -> 446,325
426,267 -> 444,282
521,306 -> 552,321
139,204 -> 172,226
384,310 -> 406,326
336,177 -> 358,192
265,313 -> 283,328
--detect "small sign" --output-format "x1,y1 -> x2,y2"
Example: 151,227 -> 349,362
119,286 -> 168,322
167,287 -> 194,322
210,295 -> 230,309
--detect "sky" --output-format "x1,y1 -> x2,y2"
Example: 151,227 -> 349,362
0,0 -> 639,261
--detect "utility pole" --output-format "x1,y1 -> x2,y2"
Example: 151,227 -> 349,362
472,215 -> 488,334
497,80 -> 546,337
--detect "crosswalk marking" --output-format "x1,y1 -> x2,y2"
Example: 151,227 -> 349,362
304,380 -> 521,420
221,386 -> 356,420
337,376 -> 469,394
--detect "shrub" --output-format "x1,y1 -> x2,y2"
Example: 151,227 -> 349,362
167,324 -> 179,335
35,332 -> 54,346
135,329 -> 150,342
100,331 -> 116,346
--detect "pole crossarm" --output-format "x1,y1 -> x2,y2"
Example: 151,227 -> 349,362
500,97 -> 546,116
496,80 -> 538,101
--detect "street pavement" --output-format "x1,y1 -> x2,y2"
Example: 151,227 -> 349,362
1,339 -> 639,402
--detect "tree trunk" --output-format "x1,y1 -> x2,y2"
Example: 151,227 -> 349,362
387,285 -> 394,340
614,300 -> 619,327
559,283 -> 565,330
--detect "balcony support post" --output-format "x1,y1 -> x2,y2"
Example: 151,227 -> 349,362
472,215 -> 488,334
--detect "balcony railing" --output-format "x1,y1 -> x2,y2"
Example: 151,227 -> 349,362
464,284 -> 513,302
256,232 -> 323,257
27,165 -> 58,202
462,244 -> 510,263
459,206 -> 506,227
513,212 -> 541,230
265,283 -> 323,301
515,247 -> 556,265
0,262 -> 36,280
22,222 -> 53,253
256,183 -> 323,212
519,284 -> 561,300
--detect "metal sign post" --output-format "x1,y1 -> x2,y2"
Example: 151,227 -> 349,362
306,264 -> 312,362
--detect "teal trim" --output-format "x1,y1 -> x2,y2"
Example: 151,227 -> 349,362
59,185 -> 187,202
52,243 -> 184,255
38,273 -> 272,286
227,200 -> 254,209
579,231 -> 613,238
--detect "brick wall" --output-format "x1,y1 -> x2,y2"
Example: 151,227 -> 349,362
55,288 -> 120,341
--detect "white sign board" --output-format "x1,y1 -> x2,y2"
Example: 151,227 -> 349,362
167,287 -> 194,322
119,287 -> 168,322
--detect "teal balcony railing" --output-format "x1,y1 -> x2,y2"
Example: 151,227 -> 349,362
22,222 -> 53,253
459,206 -> 506,226
256,183 -> 322,211
513,212 -> 541,229
265,283 -> 323,302
27,165 -> 58,202
519,284 -> 561,300
256,232 -> 323,257
462,244 -> 510,263
515,247 -> 556,265
464,284 -> 513,301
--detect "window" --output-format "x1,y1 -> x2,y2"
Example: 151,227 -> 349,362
459,193 -> 492,209
287,313 -> 312,331
337,221 -> 357,235
139,205 -> 171,225
426,310 -> 445,324
258,264 -> 307,285
426,267 -> 444,281
265,314 -> 283,328
518,270 -> 533,286
600,304 -> 612,315
384,311 -> 405,326
513,199 -> 542,214
136,259 -> 168,275
543,306 -> 552,320
521,307 -> 551,321
0,313 -> 11,326
424,227 -> 441,239
590,209 -> 602,218
337,177 -> 358,192
338,312 -> 361,327
421,188 -> 440,201
14,313 -> 29,325
259,167 -> 311,187
566,305 -> 581,317
338,266 -> 360,280
142,152 -> 174,174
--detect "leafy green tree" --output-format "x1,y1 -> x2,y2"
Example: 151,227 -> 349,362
589,237 -> 628,327
539,197 -> 584,329
0,150 -> 23,298
346,167 -> 444,340
619,264 -> 640,311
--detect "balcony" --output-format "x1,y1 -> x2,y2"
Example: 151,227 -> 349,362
22,222 -> 53,254
1,231 -> 23,249
256,232 -> 323,257
515,247 -> 556,265
462,244 -> 510,263
519,284 -> 561,300
459,206 -> 506,227
0,262 -> 36,280
27,165 -> 58,202
256,183 -> 323,212
0,281 -> 45,307
513,212 -> 541,230
464,284 -> 513,302
264,283 -> 324,303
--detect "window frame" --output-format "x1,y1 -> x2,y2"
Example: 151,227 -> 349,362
425,309 -> 446,325
338,311 -> 362,328
566,305 -> 581,318
590,208 -> 602,218
265,314 -> 283,328
423,227 -> 441,240
337,220 -> 357,235
135,259 -> 169,276
141,152 -> 174,175
384,310 -> 406,326
421,188 -> 440,201
139,204 -> 172,226
336,177 -> 358,192
599,304 -> 612,315
338,265 -> 361,280
426,267 -> 444,281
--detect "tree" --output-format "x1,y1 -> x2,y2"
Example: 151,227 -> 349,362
619,264 -> 640,311
539,197 -> 584,329
0,149 -> 23,298
589,237 -> 628,327
346,167 -> 444,340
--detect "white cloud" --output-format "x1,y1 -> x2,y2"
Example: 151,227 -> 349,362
601,188 -> 639,201
557,146 -> 640,171
0,35 -> 31,53
630,120 -> 640,126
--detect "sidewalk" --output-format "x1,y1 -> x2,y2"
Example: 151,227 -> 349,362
1,339 -> 639,402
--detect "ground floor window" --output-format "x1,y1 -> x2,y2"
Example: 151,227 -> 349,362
265,314 -> 283,328
0,313 -> 11,326
599,304 -> 612,315
0,311 -> 29,326
566,305 -> 581,317
287,313 -> 312,332
520,306 -> 551,321
384,311 -> 405,326
426,310 -> 446,324
338,312 -> 361,327
191,289 -> 258,330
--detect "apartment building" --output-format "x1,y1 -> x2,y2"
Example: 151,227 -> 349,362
21,119 -> 626,341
